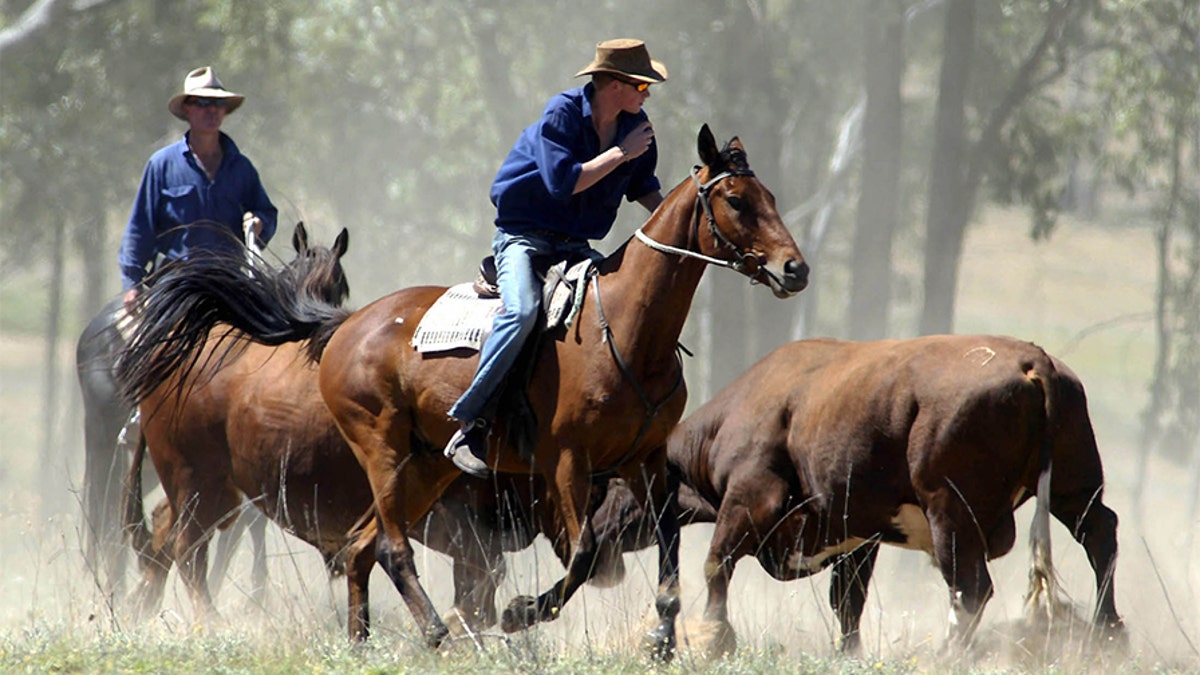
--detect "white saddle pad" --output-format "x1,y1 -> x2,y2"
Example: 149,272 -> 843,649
410,283 -> 502,353
409,259 -> 595,355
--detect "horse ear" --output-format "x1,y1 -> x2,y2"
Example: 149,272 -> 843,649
333,228 -> 349,258
728,136 -> 745,154
697,124 -> 719,167
293,221 -> 310,254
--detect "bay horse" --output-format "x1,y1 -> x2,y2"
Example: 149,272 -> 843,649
665,335 -> 1124,656
118,224 -> 351,620
76,224 -> 332,595
117,125 -> 808,657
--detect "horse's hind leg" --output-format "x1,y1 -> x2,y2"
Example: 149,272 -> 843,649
207,500 -> 268,605
829,542 -> 879,653
170,484 -> 241,626
128,497 -> 175,620
83,404 -> 133,596
360,447 -> 456,647
345,517 -> 377,641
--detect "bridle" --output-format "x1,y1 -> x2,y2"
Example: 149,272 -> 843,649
634,165 -> 761,273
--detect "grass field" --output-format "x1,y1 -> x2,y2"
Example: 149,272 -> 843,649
0,206 -> 1196,673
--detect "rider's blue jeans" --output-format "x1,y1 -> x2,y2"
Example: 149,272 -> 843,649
448,229 -> 592,424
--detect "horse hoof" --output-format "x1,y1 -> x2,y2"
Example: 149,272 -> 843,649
642,628 -> 676,662
501,595 -> 539,633
425,622 -> 450,649
1097,619 -> 1129,652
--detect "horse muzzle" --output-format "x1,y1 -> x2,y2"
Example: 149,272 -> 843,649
762,258 -> 809,298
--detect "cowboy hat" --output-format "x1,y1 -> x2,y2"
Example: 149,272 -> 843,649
574,39 -> 668,84
167,66 -> 245,120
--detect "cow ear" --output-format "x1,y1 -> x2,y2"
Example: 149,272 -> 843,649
333,228 -> 349,258
697,124 -> 718,167
293,221 -> 310,254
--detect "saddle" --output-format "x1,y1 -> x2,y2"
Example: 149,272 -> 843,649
410,254 -> 597,354
409,252 -> 599,463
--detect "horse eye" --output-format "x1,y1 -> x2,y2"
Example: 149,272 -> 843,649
726,195 -> 744,212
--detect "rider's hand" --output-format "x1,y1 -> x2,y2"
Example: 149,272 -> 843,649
619,121 -> 655,161
243,211 -> 263,239
123,288 -> 140,314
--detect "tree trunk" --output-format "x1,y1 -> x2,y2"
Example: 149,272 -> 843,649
39,216 -> 67,517
919,0 -> 975,336
848,1 -> 905,340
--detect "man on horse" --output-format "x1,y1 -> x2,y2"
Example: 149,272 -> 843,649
80,65 -> 278,595
444,39 -> 669,476
119,65 -> 278,311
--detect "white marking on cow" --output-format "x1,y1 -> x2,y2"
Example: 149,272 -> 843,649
787,538 -> 866,573
963,346 -> 996,367
891,504 -> 935,553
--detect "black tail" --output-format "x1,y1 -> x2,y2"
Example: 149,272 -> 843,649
121,423 -> 152,567
115,252 -> 351,404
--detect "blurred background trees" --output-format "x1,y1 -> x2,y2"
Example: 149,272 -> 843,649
1,0 -> 1196,519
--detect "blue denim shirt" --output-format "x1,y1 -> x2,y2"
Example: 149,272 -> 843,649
489,84 -> 661,241
118,131 -> 278,290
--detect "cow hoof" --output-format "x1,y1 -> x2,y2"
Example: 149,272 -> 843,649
501,595 -> 539,633
693,619 -> 737,660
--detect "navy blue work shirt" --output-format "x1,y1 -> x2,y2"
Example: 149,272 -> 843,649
489,84 -> 661,241
118,131 -> 278,290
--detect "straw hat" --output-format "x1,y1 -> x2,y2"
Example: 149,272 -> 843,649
167,66 -> 245,120
574,39 -> 668,84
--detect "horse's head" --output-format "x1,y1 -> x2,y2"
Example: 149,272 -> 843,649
693,124 -> 808,297
285,222 -> 350,307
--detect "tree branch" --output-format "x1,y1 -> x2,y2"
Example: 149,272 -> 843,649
0,0 -> 123,59
966,0 -> 1090,194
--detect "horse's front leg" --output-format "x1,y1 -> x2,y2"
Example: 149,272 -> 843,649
501,449 -> 595,632
620,451 -> 681,662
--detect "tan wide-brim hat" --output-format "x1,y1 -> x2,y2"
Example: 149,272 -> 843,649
167,66 -> 245,120
574,38 -> 668,84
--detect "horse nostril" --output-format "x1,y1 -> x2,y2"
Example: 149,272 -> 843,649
784,259 -> 809,288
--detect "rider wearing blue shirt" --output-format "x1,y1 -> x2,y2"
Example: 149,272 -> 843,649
445,39 -> 668,476
119,66 -> 277,310
489,85 -> 661,240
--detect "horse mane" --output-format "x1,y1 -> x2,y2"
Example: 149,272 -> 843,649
116,248 -> 352,405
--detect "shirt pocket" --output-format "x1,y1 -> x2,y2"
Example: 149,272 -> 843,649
161,185 -> 200,226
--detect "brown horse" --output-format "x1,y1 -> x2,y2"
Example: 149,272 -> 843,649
120,224 -> 352,621
118,125 -> 808,657
665,335 -> 1124,656
114,234 -> 703,634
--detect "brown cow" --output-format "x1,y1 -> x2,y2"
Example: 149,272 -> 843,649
667,335 -> 1124,656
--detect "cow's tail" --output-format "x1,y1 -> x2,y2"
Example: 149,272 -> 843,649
121,421 -> 154,570
1023,356 -> 1062,623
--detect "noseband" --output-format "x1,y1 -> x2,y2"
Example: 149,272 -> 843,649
634,165 -> 760,273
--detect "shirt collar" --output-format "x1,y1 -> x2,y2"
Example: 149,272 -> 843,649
180,130 -> 240,158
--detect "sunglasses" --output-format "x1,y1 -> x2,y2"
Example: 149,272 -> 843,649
186,97 -> 230,109
616,78 -> 650,93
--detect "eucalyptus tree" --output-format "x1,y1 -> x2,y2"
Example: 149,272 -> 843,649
1088,0 -> 1199,523
920,0 -> 1101,335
